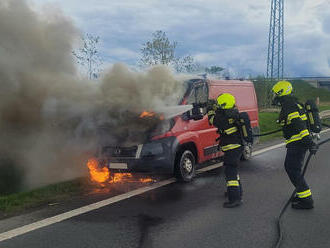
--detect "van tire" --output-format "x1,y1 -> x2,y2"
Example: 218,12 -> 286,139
241,143 -> 252,161
174,150 -> 196,182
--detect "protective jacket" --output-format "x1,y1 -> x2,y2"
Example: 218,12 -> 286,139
278,95 -> 314,148
211,108 -> 242,151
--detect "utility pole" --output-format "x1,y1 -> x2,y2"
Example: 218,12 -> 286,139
266,0 -> 284,81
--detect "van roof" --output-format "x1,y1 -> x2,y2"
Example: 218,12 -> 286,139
185,78 -> 254,89
207,79 -> 253,86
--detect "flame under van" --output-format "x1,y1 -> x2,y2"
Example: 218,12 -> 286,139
100,78 -> 259,181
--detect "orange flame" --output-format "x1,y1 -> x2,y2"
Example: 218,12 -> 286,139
87,158 -> 110,183
109,173 -> 154,183
139,178 -> 154,183
110,173 -> 133,183
140,111 -> 156,118
86,158 -> 156,188
140,110 -> 164,120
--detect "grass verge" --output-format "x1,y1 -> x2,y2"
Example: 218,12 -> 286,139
254,79 -> 330,108
319,105 -> 330,111
258,112 -> 283,142
0,178 -> 87,214
258,105 -> 330,142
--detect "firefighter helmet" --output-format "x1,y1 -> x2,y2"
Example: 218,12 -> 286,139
217,93 -> 236,109
272,81 -> 293,97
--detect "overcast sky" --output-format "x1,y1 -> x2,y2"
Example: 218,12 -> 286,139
31,0 -> 330,77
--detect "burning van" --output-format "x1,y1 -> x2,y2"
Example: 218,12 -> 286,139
94,78 -> 259,182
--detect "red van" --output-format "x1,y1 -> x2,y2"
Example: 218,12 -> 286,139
100,78 -> 259,181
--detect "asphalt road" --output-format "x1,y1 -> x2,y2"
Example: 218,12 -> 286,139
1,133 -> 330,248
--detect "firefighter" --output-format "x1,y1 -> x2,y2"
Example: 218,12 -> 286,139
207,93 -> 243,208
272,80 -> 318,209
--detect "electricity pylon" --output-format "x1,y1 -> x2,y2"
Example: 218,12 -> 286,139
266,0 -> 284,81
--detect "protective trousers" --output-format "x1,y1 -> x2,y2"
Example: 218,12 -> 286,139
224,147 -> 243,202
284,146 -> 312,199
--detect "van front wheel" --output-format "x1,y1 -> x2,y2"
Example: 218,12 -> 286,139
175,150 -> 196,182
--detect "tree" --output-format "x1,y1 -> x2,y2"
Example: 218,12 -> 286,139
205,66 -> 224,75
140,30 -> 199,73
72,33 -> 103,79
175,55 -> 202,73
140,30 -> 177,66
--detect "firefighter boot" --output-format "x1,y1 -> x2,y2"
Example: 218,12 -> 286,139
239,180 -> 243,197
291,195 -> 299,203
224,179 -> 243,197
291,192 -> 302,204
292,196 -> 314,210
224,182 -> 243,198
223,187 -> 242,208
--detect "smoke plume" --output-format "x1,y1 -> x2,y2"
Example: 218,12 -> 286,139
98,64 -> 185,146
0,0 -> 186,191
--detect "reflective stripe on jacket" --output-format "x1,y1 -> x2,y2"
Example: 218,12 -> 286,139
285,129 -> 310,144
278,96 -> 313,147
213,108 -> 242,152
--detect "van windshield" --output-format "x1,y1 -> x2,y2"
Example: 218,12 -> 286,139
181,79 -> 208,104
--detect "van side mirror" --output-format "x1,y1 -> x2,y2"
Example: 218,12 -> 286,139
191,113 -> 204,120
182,105 -> 204,121
191,106 -> 204,120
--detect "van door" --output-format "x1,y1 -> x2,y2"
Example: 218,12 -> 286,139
186,82 -> 219,162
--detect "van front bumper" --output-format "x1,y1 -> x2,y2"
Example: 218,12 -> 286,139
100,136 -> 178,174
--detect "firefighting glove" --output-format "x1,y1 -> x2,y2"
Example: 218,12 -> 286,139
309,142 -> 319,155
206,99 -> 218,112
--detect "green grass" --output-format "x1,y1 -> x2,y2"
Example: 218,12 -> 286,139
254,78 -> 330,140
0,179 -> 86,214
258,105 -> 330,142
319,105 -> 330,111
291,81 -> 330,103
258,112 -> 283,142
254,78 -> 330,108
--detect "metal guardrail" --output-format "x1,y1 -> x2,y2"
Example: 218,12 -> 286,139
320,110 -> 330,119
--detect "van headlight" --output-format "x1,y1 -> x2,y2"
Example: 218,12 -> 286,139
141,143 -> 164,157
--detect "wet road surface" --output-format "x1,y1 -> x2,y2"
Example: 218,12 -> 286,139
1,133 -> 330,248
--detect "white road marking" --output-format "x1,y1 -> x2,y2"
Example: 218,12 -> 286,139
252,143 -> 285,157
197,162 -> 223,173
0,163 -> 226,242
252,128 -> 330,157
0,178 -> 176,242
1,129 -> 330,242
320,128 -> 330,135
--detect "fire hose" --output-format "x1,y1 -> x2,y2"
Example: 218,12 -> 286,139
253,128 -> 282,137
250,122 -> 330,248
214,120 -> 330,247
253,122 -> 330,137
274,136 -> 330,248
